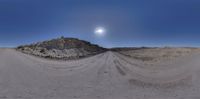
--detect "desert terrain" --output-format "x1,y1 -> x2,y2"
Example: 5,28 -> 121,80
17,37 -> 106,60
0,47 -> 200,99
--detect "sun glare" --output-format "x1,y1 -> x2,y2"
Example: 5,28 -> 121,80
94,27 -> 106,36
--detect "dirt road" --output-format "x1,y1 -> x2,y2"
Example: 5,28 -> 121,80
0,49 -> 200,99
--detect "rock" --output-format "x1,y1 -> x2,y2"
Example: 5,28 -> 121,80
17,37 -> 107,60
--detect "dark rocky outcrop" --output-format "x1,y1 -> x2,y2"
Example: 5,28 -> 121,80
17,37 -> 107,60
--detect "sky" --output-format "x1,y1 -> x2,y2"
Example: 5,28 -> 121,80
0,0 -> 200,48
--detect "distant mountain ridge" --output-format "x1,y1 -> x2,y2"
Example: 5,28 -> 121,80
17,37 -> 107,60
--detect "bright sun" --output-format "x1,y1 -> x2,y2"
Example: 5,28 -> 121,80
94,27 -> 106,36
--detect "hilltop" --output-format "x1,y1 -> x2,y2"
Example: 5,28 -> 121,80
17,37 -> 107,60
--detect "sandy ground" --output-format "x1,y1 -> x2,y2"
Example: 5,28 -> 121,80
0,48 -> 200,99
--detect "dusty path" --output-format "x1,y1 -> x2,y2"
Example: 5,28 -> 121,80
0,49 -> 200,99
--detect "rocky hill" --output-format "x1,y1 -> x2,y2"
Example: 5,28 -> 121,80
17,37 -> 107,60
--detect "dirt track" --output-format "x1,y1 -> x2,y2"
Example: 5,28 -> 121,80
0,49 -> 200,99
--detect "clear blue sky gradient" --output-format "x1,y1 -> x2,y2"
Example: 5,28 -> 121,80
0,0 -> 200,48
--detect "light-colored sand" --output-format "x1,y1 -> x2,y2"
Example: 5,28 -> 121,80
0,48 -> 200,99
117,48 -> 200,65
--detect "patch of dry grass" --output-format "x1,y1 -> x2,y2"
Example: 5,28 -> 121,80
118,48 -> 200,64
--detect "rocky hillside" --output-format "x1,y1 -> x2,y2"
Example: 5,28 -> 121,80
17,37 -> 107,60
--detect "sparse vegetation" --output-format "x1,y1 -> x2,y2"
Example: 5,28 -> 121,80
16,37 -> 107,60
114,47 -> 200,64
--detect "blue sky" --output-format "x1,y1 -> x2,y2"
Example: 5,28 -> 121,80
0,0 -> 200,48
